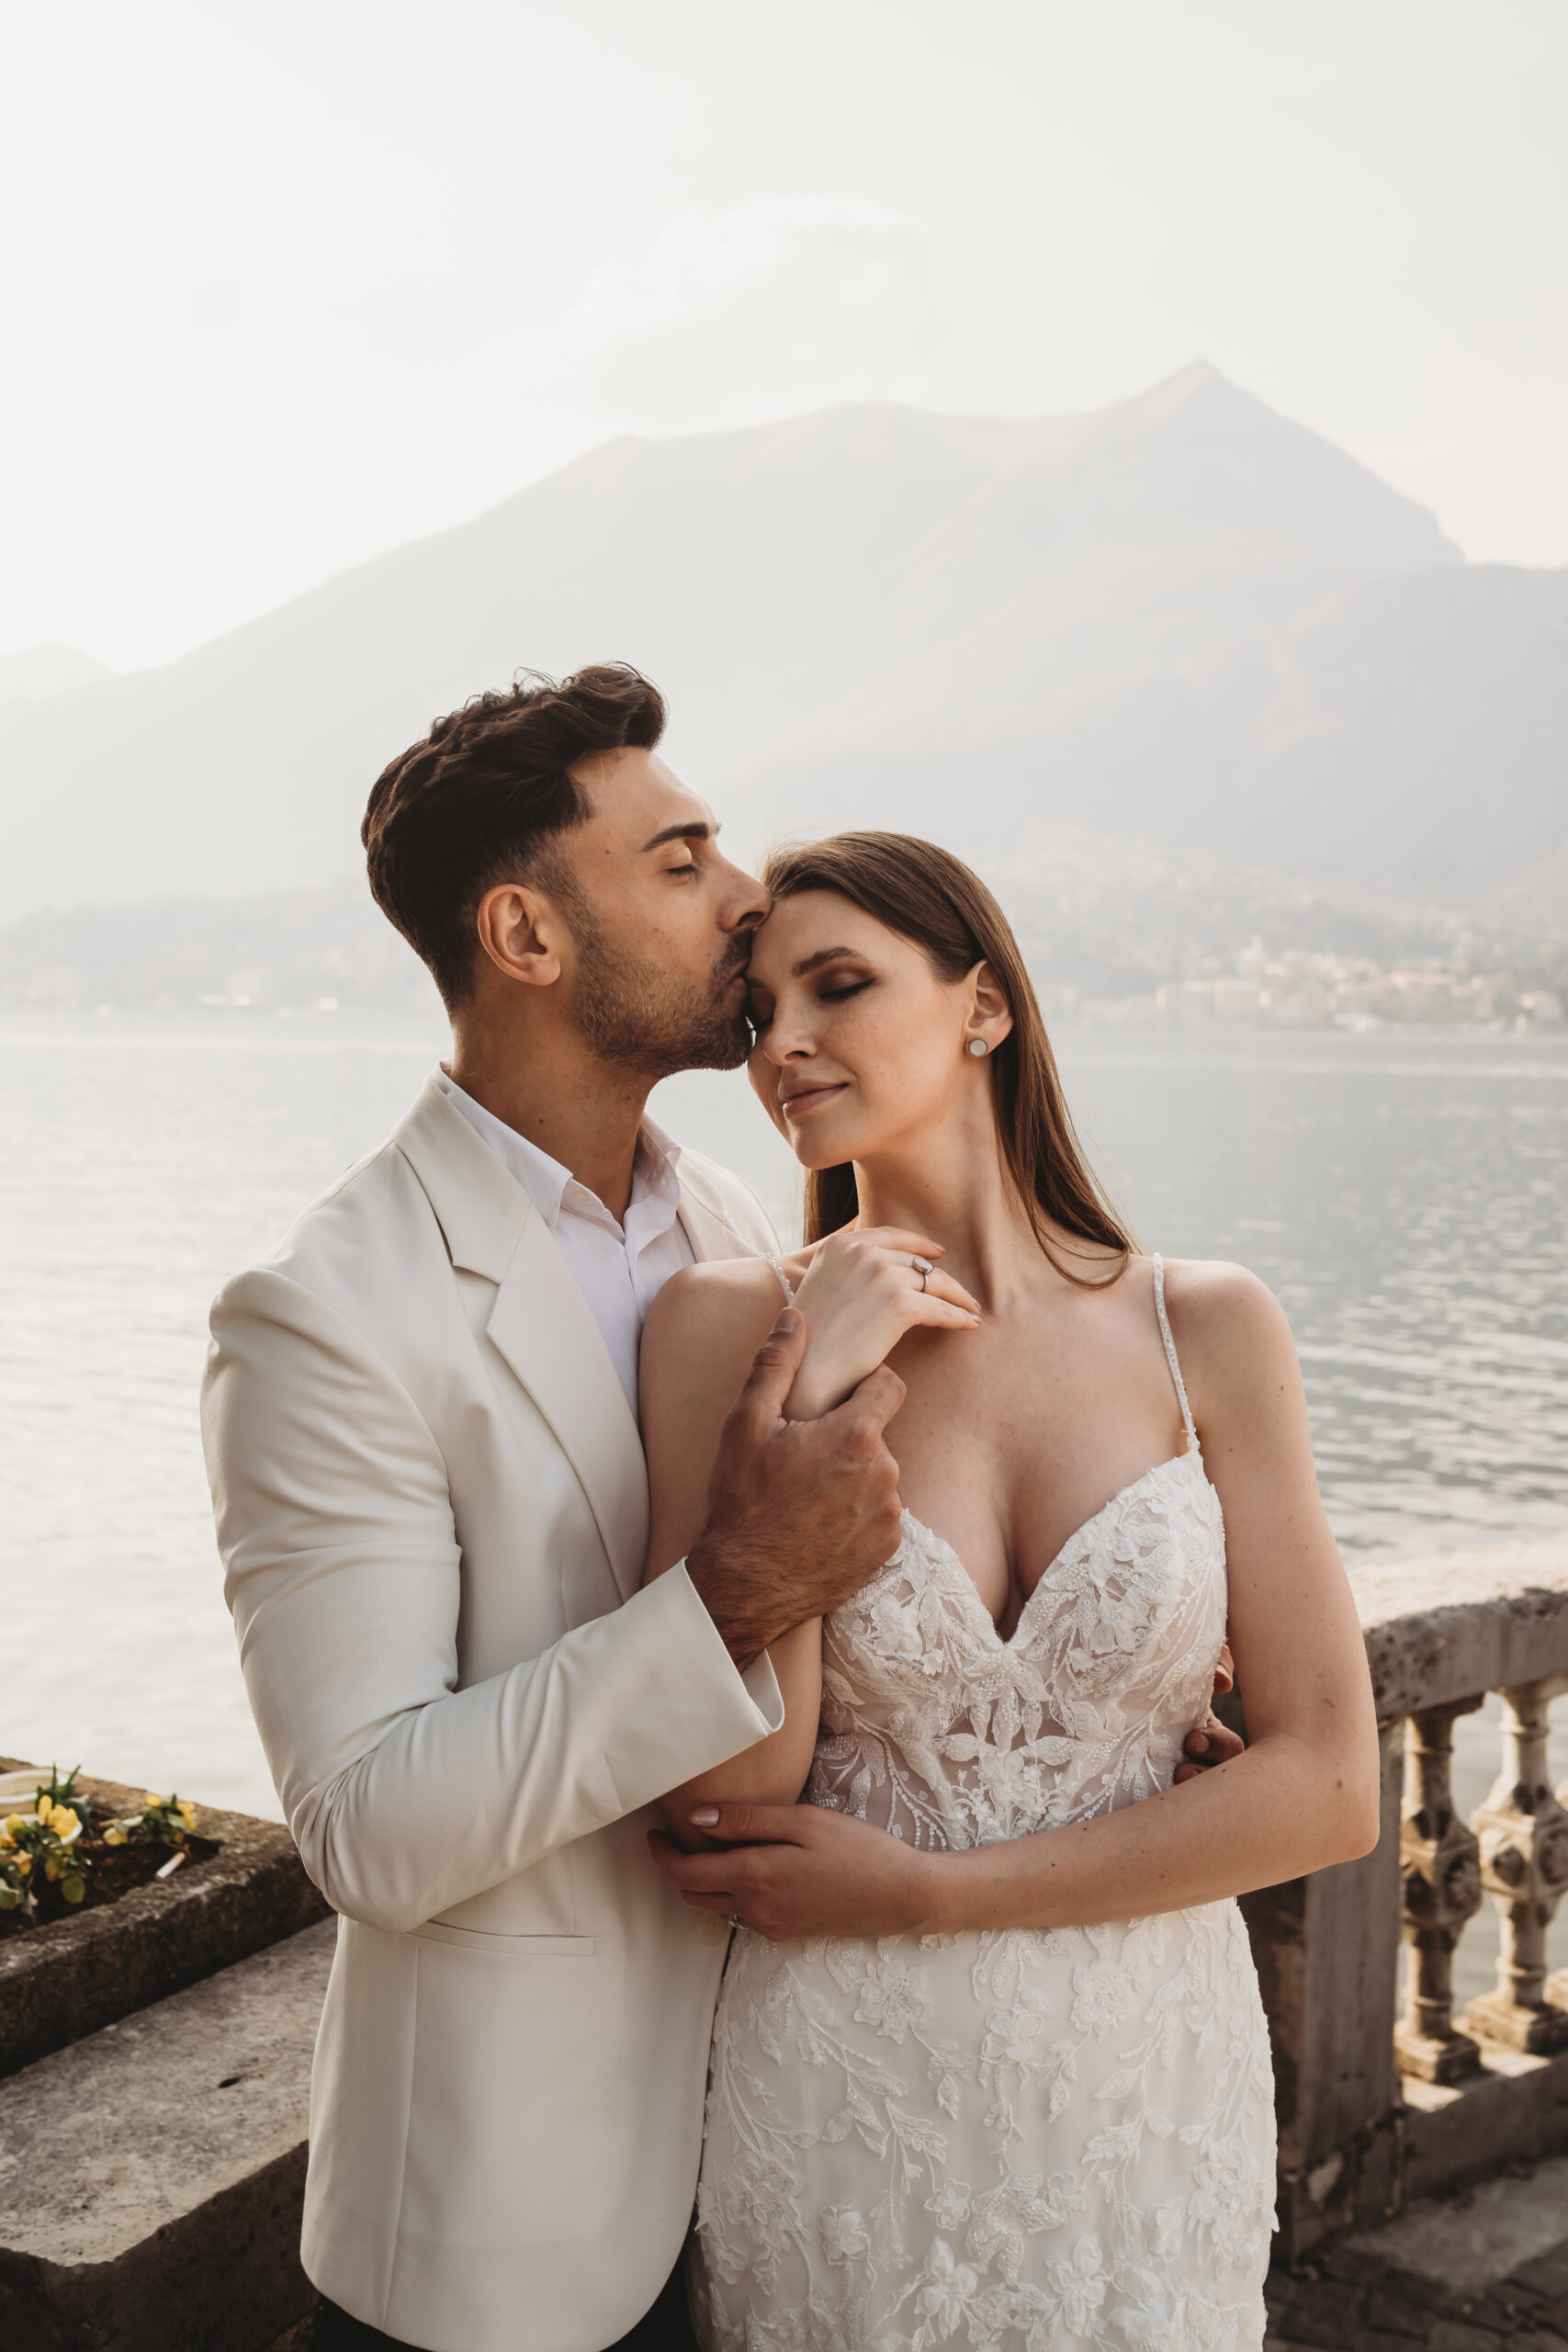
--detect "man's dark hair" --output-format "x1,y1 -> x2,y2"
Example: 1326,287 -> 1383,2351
362,662 -> 666,1011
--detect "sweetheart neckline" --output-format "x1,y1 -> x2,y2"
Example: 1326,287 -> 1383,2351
894,1444 -> 1216,1651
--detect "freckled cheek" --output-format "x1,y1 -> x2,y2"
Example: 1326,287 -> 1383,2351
823,1015 -> 935,1134
857,1013 -> 948,1111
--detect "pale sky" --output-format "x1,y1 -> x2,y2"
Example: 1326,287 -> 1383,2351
4,0 -> 1564,673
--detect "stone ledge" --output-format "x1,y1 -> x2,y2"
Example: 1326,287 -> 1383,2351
0,1917 -> 335,2352
1353,1540 -> 1568,1719
1266,2151 -> 1568,2349
0,1759 -> 329,2077
1404,2041 -> 1568,2202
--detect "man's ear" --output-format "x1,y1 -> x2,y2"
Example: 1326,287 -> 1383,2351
475,882 -> 567,989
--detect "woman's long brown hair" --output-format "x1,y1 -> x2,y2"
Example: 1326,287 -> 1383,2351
761,831 -> 1134,1281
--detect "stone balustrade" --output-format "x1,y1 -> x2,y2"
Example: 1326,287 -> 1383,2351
6,1551 -> 1568,2343
1249,1536 -> 1568,2258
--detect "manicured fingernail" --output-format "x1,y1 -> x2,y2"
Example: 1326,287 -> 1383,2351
689,1806 -> 720,1826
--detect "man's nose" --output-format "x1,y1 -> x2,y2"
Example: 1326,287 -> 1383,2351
720,860 -> 771,932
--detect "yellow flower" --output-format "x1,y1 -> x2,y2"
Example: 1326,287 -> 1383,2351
36,1796 -> 54,1827
57,1808 -> 80,1838
144,1792 -> 164,1808
104,1826 -> 126,1847
178,1800 -> 197,1828
17,1855 -> 31,1877
3,1815 -> 24,1839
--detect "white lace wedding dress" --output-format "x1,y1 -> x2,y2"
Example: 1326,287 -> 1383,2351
690,1258 -> 1276,2352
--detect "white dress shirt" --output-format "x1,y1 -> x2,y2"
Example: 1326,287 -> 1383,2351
433,1067 -> 694,1421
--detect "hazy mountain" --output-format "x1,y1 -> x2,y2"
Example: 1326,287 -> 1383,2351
0,880 -> 435,1015
1476,831 -> 1568,944
764,560 -> 1568,904
4,361 -> 1559,927
0,644 -> 113,705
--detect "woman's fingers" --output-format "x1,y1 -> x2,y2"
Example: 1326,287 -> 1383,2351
903,1274 -> 980,1329
919,1266 -> 981,1316
907,1298 -> 982,1331
854,1227 -> 946,1260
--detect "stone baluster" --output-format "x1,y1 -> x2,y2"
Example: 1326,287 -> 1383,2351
1464,1676 -> 1568,2053
1395,1697 -> 1485,2081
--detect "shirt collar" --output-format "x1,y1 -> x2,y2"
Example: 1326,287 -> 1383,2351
433,1067 -> 682,1240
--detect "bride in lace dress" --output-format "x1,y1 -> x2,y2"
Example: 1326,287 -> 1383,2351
638,834 -> 1380,2352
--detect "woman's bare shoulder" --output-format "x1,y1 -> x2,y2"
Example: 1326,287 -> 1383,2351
1154,1256 -> 1296,1395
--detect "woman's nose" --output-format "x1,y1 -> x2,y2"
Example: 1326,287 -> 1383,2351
762,1019 -> 812,1066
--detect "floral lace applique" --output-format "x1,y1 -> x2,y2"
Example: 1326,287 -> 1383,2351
692,1455 -> 1277,2352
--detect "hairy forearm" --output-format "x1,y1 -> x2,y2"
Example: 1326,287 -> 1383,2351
920,1735 -> 1381,1936
685,1532 -> 801,1668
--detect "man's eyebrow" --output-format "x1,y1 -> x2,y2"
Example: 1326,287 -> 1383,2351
641,820 -> 719,851
792,945 -> 863,978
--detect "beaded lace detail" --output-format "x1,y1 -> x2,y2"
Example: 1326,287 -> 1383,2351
692,1260 -> 1276,2352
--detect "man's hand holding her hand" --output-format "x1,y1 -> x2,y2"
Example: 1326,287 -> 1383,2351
684,1307 -> 905,1668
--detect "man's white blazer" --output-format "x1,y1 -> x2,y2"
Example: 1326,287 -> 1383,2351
201,1078 -> 784,2352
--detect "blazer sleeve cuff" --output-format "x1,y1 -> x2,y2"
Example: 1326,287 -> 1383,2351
664,1559 -> 785,1735
740,1643 -> 785,1731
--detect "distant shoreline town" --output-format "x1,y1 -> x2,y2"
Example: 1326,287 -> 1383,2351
2,870 -> 1562,1037
1037,944 -> 1564,1033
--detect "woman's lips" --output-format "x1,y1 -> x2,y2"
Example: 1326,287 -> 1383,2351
779,1083 -> 847,1120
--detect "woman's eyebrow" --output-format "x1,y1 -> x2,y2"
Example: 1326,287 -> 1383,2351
792,945 -> 861,978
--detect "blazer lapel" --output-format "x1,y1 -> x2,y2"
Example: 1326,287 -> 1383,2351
485,1225 -> 649,1601
395,1080 -> 650,1602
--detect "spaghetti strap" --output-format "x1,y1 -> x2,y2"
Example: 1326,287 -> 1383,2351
1152,1254 -> 1199,1452
761,1250 -> 795,1305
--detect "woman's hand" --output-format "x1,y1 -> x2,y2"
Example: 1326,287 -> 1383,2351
785,1227 -> 980,1420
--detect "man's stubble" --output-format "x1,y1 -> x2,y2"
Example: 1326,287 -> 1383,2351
556,868 -> 753,1081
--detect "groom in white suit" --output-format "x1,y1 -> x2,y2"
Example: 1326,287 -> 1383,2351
203,663 -> 1241,2352
202,665 -> 912,2352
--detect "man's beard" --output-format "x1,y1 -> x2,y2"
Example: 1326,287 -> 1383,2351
564,894 -> 753,1080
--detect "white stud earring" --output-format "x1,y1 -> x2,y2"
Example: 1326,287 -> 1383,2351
967,1036 -> 989,1057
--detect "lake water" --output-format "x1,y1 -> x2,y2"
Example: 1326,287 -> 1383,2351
5,1011 -> 1566,2004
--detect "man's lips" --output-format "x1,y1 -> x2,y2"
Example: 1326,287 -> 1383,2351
779,1082 -> 848,1119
